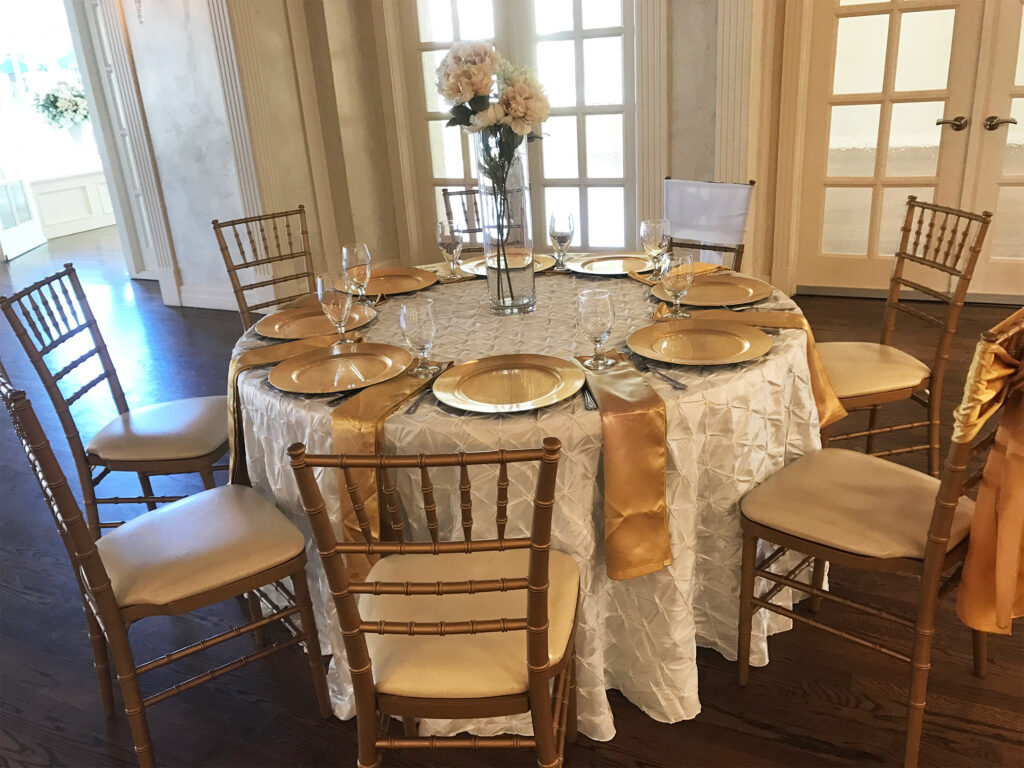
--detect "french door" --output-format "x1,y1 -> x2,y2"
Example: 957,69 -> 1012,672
797,0 -> 1024,300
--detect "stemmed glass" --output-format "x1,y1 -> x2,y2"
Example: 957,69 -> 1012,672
661,248 -> 696,319
342,243 -> 372,304
577,288 -> 615,370
640,218 -> 671,278
399,298 -> 441,378
548,213 -> 574,272
316,272 -> 355,343
436,220 -> 464,281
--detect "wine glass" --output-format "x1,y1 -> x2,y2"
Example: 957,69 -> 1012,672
436,220 -> 464,281
577,289 -> 615,370
548,212 -> 574,272
661,248 -> 696,319
399,298 -> 441,378
316,272 -> 355,343
640,218 -> 671,278
342,242 -> 372,304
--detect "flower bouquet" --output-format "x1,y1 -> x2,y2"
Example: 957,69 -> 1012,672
436,43 -> 550,314
35,83 -> 90,129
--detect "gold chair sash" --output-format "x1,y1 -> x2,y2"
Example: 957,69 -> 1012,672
577,353 -> 672,580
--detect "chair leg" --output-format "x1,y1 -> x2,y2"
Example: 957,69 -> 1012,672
82,598 -> 115,718
865,404 -> 880,454
293,571 -> 333,719
108,631 -> 156,768
528,676 -> 559,768
198,467 -> 217,490
926,391 -> 941,477
905,607 -> 940,768
972,630 -> 987,678
136,473 -> 157,511
566,654 -> 578,744
402,717 -> 418,737
737,530 -> 758,687
246,591 -> 267,648
810,558 -> 827,613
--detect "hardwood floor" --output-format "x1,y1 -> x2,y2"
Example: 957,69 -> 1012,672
1,235 -> 1021,767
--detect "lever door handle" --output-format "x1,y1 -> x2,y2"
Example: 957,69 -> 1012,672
936,116 -> 968,131
983,115 -> 1018,131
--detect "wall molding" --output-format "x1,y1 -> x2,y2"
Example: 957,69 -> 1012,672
715,0 -> 752,184
178,282 -> 239,312
635,0 -> 668,221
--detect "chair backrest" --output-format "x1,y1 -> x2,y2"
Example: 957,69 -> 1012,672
212,205 -> 315,329
881,196 -> 993,398
663,178 -> 755,271
440,187 -> 484,254
0,264 -> 126,510
0,363 -> 121,630
288,438 -> 561,701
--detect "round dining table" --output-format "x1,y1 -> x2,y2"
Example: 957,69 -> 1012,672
231,268 -> 822,741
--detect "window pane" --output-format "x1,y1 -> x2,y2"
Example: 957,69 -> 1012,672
417,0 -> 452,43
583,0 -> 621,29
422,50 -> 445,113
878,187 -> 932,255
456,0 -> 493,39
585,114 -> 623,177
822,187 -> 872,254
886,101 -> 944,177
428,121 -> 464,178
828,104 -> 880,177
1002,98 -> 1024,176
535,0 -> 573,35
990,186 -> 1024,260
542,116 -> 578,178
894,10 -> 954,92
584,37 -> 622,106
537,41 -> 576,107
545,187 -> 581,247
833,15 -> 888,95
587,187 -> 625,247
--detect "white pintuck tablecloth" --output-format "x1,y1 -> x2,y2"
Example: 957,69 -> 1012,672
231,272 -> 821,742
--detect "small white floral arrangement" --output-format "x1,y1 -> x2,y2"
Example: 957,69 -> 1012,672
34,83 -> 90,129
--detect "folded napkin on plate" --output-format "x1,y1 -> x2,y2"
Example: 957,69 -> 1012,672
650,307 -> 847,428
628,262 -> 725,286
576,352 -> 672,580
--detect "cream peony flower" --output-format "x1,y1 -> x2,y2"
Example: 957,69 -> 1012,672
495,60 -> 550,135
469,103 -> 506,132
436,42 -> 500,105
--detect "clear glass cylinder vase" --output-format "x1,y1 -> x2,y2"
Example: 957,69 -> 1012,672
474,130 -> 536,315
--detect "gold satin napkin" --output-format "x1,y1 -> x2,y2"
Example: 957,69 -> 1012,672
955,331 -> 1024,635
330,370 -> 434,581
576,353 -> 671,580
628,262 -> 724,287
650,307 -> 847,429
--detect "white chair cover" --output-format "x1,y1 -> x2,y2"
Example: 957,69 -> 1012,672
663,179 -> 753,266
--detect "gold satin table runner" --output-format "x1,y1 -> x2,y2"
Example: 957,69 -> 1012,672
651,307 -> 847,430
955,332 -> 1024,635
577,352 -> 672,580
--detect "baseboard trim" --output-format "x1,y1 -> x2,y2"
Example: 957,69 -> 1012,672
178,283 -> 238,311
795,285 -> 1022,306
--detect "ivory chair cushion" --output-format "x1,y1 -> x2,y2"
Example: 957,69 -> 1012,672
96,485 -> 304,607
86,395 -> 228,462
817,342 -> 930,400
741,448 -> 973,560
360,549 -> 580,699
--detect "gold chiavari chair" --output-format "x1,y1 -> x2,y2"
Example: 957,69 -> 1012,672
737,305 -> 1024,768
820,196 -> 993,476
213,204 -> 315,329
663,177 -> 755,272
289,438 -> 580,768
0,365 -> 332,768
441,187 -> 485,255
0,264 -> 228,537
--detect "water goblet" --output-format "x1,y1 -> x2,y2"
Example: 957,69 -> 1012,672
316,271 -> 355,343
640,218 -> 671,278
662,248 -> 696,319
399,297 -> 441,378
342,242 -> 372,304
436,220 -> 464,281
548,212 -> 574,272
577,288 -> 615,371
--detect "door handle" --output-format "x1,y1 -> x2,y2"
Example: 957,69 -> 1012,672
936,116 -> 968,131
983,115 -> 1018,131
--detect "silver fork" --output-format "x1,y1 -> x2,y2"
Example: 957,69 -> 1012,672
622,348 -> 689,390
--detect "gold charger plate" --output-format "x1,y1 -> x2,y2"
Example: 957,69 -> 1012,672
347,267 -> 438,296
565,252 -> 656,276
627,319 -> 773,366
254,304 -> 377,340
432,353 -> 585,413
652,274 -> 773,306
460,254 -> 556,275
268,342 -> 413,394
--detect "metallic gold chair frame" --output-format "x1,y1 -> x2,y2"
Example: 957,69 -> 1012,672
289,438 -> 578,768
0,367 -> 332,768
825,196 -> 993,475
738,306 -> 1024,768
441,187 -> 485,255
213,204 -> 314,329
0,264 -> 228,537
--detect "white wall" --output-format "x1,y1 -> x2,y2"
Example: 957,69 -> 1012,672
669,0 -> 718,181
